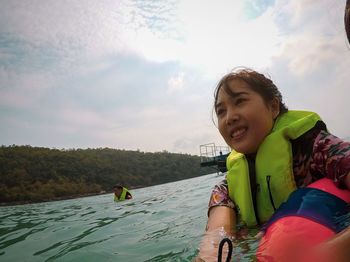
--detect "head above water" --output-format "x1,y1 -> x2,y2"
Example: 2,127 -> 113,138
113,185 -> 123,197
214,68 -> 288,117
214,68 -> 288,154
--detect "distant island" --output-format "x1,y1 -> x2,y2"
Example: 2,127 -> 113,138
0,145 -> 213,205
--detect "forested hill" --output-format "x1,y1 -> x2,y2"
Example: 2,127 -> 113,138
0,145 -> 213,204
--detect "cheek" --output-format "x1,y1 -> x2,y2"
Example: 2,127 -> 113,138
218,122 -> 231,143
217,119 -> 226,135
249,110 -> 272,133
255,115 -> 274,137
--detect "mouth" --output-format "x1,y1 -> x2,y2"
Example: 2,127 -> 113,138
230,127 -> 247,140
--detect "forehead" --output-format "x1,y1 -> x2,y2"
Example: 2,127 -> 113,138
225,79 -> 253,91
217,79 -> 254,100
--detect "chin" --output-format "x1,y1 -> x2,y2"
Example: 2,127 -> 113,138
233,145 -> 255,155
231,147 -> 245,154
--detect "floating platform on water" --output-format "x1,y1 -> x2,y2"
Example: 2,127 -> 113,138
199,143 -> 231,173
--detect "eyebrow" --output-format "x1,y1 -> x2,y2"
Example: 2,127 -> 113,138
215,101 -> 224,110
225,91 -> 249,98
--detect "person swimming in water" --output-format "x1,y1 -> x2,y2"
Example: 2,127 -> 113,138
113,185 -> 132,202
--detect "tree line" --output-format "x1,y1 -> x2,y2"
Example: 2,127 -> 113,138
0,145 -> 213,204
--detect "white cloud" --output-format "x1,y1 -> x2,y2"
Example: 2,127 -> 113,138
268,0 -> 350,139
0,1 -> 128,53
167,72 -> 185,93
0,69 -> 53,108
172,0 -> 281,75
1,0 -> 349,154
277,35 -> 344,76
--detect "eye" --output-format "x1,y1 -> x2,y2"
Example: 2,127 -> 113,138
235,98 -> 246,105
216,107 -> 226,117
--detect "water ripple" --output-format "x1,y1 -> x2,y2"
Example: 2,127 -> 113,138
0,174 -> 248,261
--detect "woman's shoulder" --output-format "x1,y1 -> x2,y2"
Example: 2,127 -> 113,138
311,129 -> 350,175
313,130 -> 350,153
294,125 -> 350,160
291,121 -> 349,153
291,122 -> 325,157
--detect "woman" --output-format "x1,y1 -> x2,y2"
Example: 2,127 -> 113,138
197,68 -> 350,261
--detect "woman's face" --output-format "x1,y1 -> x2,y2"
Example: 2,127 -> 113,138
215,79 -> 279,154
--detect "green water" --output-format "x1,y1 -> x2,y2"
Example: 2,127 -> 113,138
0,174 -> 258,261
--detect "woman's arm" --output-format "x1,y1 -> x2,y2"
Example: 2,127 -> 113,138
197,206 -> 236,262
126,192 -> 132,199
311,172 -> 350,262
310,131 -> 350,187
206,206 -> 236,233
312,226 -> 350,262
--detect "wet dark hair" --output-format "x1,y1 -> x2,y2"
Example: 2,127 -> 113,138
214,68 -> 288,116
346,0 -> 350,44
113,184 -> 123,189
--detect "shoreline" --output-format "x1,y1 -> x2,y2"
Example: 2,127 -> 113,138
0,185 -> 145,207
0,191 -> 110,207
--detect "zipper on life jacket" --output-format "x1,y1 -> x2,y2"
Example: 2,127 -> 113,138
266,175 -> 276,211
247,156 -> 261,226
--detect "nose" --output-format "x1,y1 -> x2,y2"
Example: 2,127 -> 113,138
225,106 -> 239,125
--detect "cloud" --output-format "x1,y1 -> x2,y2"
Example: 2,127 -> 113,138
167,72 -> 185,93
268,0 -> 350,138
1,0 -> 349,155
0,0 -> 280,76
0,1 -> 127,52
171,0 -> 281,76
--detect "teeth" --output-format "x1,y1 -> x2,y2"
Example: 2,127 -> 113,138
231,128 -> 245,138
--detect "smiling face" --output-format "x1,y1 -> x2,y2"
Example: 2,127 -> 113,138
215,79 -> 279,154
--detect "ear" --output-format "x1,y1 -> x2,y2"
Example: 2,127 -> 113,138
270,97 -> 280,120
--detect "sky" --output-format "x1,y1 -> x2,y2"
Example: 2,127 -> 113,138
0,0 -> 349,155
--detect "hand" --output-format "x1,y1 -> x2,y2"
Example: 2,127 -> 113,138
197,206 -> 236,261
197,227 -> 235,262
304,227 -> 350,262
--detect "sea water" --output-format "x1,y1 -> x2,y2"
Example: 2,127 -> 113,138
0,174 -> 259,262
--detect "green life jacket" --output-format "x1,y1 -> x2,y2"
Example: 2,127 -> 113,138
226,110 -> 322,227
114,187 -> 130,202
